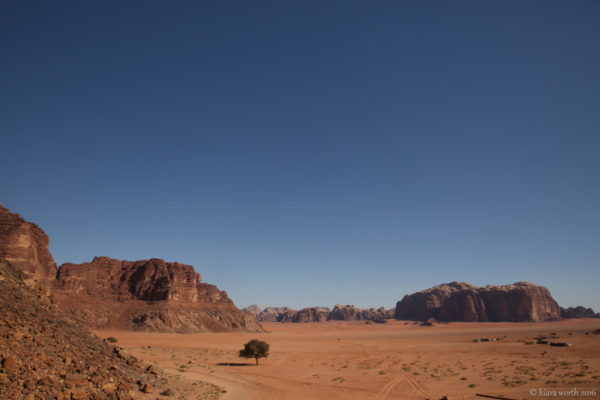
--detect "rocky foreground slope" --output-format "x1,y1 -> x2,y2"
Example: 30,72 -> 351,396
395,281 -> 562,322
0,203 -> 261,333
0,259 -> 176,399
244,304 -> 394,322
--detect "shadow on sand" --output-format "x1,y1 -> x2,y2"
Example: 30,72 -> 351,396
216,362 -> 254,367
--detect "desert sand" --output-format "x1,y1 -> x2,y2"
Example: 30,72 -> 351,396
96,319 -> 599,400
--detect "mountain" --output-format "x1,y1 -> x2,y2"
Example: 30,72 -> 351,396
0,203 -> 261,333
560,306 -> 599,319
395,281 -> 562,322
243,305 -> 394,322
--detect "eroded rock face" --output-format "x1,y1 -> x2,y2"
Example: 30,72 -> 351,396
279,307 -> 330,322
243,306 -> 294,322
395,282 -> 561,322
55,257 -> 262,332
328,304 -> 392,321
0,203 -> 57,284
246,305 -> 394,322
57,257 -> 227,303
560,306 -> 599,319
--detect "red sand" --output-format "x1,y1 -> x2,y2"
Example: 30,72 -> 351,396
97,319 -> 600,400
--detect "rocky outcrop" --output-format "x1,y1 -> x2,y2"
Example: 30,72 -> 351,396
328,304 -> 392,321
395,282 -> 561,322
245,305 -> 394,322
560,306 -> 599,319
279,307 -> 330,322
54,257 -> 262,332
0,259 -> 183,399
0,203 -> 57,284
0,203 -> 261,333
243,306 -> 294,322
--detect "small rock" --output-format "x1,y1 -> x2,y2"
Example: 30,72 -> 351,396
102,382 -> 117,395
1,355 -> 17,371
71,389 -> 86,400
38,375 -> 54,386
64,373 -> 87,388
145,365 -> 158,375
142,383 -> 153,393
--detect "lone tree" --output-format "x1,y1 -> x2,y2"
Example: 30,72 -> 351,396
239,339 -> 269,365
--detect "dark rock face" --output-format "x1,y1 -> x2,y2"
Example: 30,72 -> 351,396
0,203 -> 57,284
560,306 -> 599,319
55,257 -> 262,333
57,257 -> 228,303
395,282 -> 562,322
279,307 -> 330,322
246,305 -> 394,322
328,304 -> 392,321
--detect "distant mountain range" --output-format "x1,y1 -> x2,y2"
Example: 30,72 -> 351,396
1,201 -> 597,332
244,304 -> 394,322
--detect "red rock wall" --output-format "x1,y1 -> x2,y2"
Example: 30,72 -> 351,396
395,282 -> 562,322
0,203 -> 57,284
57,257 -> 231,304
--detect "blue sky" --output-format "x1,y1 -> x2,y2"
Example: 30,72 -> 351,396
1,1 -> 599,311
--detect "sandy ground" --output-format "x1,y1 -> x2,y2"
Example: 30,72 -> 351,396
96,319 -> 600,400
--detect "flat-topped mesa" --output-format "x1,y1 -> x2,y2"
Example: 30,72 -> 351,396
57,256 -> 230,304
395,281 -> 561,322
0,203 -> 57,284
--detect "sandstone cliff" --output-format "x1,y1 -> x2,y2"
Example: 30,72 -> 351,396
55,257 -> 262,332
0,203 -> 261,333
395,281 -> 561,322
0,203 -> 57,284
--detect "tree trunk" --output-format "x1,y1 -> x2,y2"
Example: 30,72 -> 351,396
255,356 -> 258,365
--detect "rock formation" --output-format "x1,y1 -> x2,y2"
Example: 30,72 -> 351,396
328,305 -> 393,321
54,257 -> 262,332
0,203 -> 261,333
395,281 -> 562,322
244,306 -> 294,322
0,203 -> 57,284
279,307 -> 330,322
245,305 -> 394,322
560,306 -> 599,319
0,259 -> 183,399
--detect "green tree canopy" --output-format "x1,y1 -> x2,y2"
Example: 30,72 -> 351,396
239,339 -> 269,365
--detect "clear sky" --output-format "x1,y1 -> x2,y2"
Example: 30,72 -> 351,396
1,1 -> 599,311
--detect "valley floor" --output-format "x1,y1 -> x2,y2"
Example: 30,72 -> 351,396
95,319 -> 600,400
